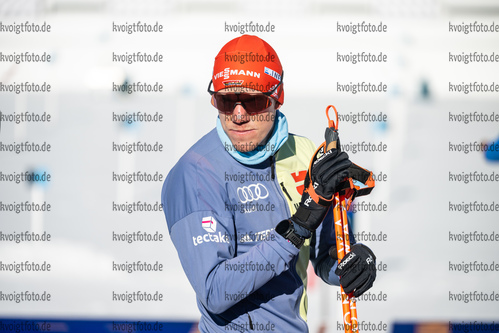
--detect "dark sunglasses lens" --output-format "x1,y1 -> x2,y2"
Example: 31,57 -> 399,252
214,94 -> 237,112
214,93 -> 271,113
238,94 -> 271,113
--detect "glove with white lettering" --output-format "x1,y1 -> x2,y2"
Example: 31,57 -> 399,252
289,146 -> 351,238
332,243 -> 376,297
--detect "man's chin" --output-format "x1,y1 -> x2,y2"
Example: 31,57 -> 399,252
231,141 -> 256,153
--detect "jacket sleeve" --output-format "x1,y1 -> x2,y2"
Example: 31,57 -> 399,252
162,154 -> 299,314
309,205 -> 357,286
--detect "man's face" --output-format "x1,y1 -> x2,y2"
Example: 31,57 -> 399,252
217,87 -> 277,153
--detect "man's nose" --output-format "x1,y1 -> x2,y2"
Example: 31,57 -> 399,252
231,103 -> 249,123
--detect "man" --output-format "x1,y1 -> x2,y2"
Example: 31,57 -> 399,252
161,35 -> 376,332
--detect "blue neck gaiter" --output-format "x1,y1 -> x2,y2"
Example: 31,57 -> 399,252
216,110 -> 289,165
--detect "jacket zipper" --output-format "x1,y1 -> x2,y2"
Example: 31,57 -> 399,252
270,155 -> 275,180
247,313 -> 254,330
269,155 -> 292,218
280,182 -> 293,202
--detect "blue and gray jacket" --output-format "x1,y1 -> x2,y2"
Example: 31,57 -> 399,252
162,129 -> 354,332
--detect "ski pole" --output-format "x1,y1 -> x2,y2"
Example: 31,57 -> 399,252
304,105 -> 376,333
336,192 -> 359,332
325,105 -> 358,333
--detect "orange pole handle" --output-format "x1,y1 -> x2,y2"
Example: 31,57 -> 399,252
326,105 -> 339,130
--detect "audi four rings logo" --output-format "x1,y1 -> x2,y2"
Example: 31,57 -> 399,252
236,183 -> 269,203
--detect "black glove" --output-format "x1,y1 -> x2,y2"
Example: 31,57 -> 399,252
332,243 -> 376,297
308,148 -> 351,201
290,148 -> 351,236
